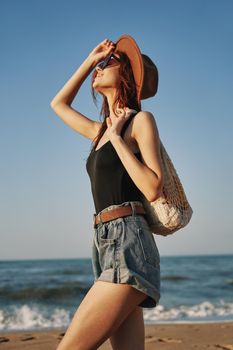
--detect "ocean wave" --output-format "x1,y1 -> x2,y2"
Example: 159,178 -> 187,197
143,300 -> 233,323
162,275 -> 191,281
1,300 -> 233,331
0,283 -> 89,301
0,304 -> 71,331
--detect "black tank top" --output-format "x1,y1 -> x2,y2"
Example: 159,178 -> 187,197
86,111 -> 142,214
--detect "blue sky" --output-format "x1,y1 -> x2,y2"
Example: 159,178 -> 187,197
1,0 -> 232,260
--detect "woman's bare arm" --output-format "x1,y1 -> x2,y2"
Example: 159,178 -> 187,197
50,39 -> 116,140
50,57 -> 101,140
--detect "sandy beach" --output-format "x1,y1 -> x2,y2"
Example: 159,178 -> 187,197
0,321 -> 232,349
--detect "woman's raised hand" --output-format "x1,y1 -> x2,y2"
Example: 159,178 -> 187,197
88,39 -> 116,66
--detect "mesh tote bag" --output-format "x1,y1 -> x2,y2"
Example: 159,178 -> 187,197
140,140 -> 193,236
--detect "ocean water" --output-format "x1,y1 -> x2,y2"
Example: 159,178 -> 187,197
0,254 -> 232,332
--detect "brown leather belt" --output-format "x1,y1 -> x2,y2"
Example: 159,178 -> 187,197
93,204 -> 146,228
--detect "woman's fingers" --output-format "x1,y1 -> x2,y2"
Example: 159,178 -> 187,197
101,38 -> 115,49
89,39 -> 116,63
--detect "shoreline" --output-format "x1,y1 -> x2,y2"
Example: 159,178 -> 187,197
0,321 -> 233,350
1,319 -> 232,334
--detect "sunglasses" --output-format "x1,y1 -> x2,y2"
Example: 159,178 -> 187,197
97,53 -> 121,70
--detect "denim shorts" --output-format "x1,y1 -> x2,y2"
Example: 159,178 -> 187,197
92,200 -> 161,308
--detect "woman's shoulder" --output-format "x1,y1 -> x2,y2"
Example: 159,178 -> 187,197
132,110 -> 160,146
134,110 -> 155,120
133,110 -> 157,131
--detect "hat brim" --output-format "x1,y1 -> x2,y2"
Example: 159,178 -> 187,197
115,34 -> 144,104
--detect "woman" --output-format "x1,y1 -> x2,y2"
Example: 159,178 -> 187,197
51,34 -> 164,350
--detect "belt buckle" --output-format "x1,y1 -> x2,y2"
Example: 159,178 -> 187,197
93,213 -> 102,228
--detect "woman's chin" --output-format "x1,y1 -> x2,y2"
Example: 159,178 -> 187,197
92,83 -> 99,92
93,87 -> 102,95
92,83 -> 105,94
93,81 -> 102,90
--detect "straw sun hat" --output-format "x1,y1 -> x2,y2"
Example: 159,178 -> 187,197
114,34 -> 159,104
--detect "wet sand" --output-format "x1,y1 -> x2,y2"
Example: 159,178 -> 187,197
0,321 -> 233,349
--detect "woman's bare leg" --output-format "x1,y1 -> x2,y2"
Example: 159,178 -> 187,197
55,280 -> 147,350
109,306 -> 145,350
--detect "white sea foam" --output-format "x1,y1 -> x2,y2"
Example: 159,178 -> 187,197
0,300 -> 233,331
143,300 -> 233,323
0,305 -> 70,331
